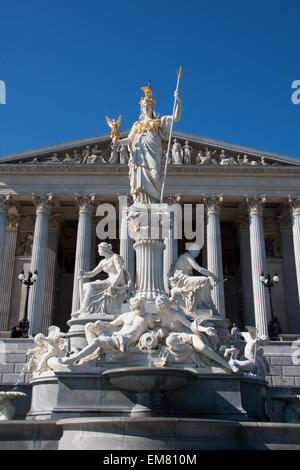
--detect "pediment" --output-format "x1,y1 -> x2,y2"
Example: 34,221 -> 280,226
0,130 -> 299,168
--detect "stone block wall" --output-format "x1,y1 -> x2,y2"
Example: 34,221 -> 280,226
0,338 -> 34,419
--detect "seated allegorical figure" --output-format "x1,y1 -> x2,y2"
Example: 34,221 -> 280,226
72,242 -> 131,318
168,245 -> 219,316
62,295 -> 156,365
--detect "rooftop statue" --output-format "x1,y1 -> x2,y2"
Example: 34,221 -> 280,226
72,242 -> 131,318
119,85 -> 182,204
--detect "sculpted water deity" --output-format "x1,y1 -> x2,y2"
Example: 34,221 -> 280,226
119,86 -> 182,203
63,296 -> 156,365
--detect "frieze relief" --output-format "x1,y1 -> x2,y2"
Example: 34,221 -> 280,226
3,138 -> 291,167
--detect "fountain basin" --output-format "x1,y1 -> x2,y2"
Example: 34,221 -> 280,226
0,391 -> 27,421
102,367 -> 197,417
102,366 -> 196,393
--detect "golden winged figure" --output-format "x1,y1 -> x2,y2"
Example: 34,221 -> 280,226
105,115 -> 122,144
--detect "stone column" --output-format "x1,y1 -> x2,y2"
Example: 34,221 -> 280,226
120,206 -> 135,287
71,194 -> 95,314
0,195 -> 10,278
289,196 -> 300,312
0,215 -> 19,331
41,215 -> 61,334
246,195 -> 270,337
128,204 -> 165,301
204,195 -> 225,317
237,215 -> 254,326
163,196 -> 179,292
28,194 -> 52,335
279,214 -> 300,331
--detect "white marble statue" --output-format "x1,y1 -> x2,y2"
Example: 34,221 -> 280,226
183,140 -> 193,164
223,329 -> 269,377
82,146 -> 91,164
118,85 -> 182,203
168,246 -> 219,316
109,143 -> 119,164
220,150 -> 236,165
198,148 -> 217,166
62,296 -> 156,365
171,139 -> 183,164
72,242 -> 131,318
27,326 -> 68,376
62,149 -> 82,164
119,145 -> 129,165
45,153 -> 60,164
87,145 -> 106,164
155,296 -> 238,371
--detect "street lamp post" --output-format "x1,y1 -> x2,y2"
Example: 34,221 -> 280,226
18,270 -> 38,337
260,271 -> 281,340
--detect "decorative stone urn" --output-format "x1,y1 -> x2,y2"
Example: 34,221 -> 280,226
0,391 -> 27,420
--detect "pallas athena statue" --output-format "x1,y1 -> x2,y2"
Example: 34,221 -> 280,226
119,85 -> 182,204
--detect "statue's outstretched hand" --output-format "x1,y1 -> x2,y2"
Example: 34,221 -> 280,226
77,269 -> 85,279
174,90 -> 181,102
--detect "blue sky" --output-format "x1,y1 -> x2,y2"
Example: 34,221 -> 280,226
1,0 -> 300,157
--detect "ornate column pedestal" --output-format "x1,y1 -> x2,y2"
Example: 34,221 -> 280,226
128,204 -> 166,303
289,196 -> 300,313
71,194 -> 95,314
246,196 -> 270,337
204,195 -> 225,317
28,194 -> 52,335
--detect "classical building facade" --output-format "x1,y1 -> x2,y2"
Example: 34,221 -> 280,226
0,130 -> 299,341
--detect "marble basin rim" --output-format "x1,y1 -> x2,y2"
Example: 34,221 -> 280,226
102,366 -> 197,393
0,391 -> 27,399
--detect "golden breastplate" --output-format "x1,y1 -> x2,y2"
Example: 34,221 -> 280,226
133,118 -> 160,134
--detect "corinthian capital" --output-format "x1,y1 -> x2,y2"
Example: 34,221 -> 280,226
33,193 -> 53,214
246,195 -> 266,216
203,194 -> 223,215
75,194 -> 95,214
7,214 -> 20,229
288,196 -> 300,216
0,195 -> 11,213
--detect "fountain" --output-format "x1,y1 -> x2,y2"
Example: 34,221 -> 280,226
1,80 -> 300,450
